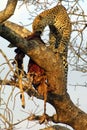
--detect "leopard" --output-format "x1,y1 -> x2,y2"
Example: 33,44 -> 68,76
27,4 -> 72,121
31,4 -> 72,86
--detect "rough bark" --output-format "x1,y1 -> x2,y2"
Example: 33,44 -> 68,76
4,21 -> 31,37
0,22 -> 87,130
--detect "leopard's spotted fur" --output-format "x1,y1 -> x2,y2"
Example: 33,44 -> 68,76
32,4 -> 72,85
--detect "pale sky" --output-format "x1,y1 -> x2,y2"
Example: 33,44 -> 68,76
0,0 -> 87,130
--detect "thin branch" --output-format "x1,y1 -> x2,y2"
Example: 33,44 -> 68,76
0,49 -> 13,72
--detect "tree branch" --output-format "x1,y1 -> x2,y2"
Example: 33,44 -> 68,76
4,21 -> 31,37
40,125 -> 70,130
1,22 -> 87,130
0,0 -> 18,23
0,22 -> 66,94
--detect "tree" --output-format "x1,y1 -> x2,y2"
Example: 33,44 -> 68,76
0,0 -> 87,130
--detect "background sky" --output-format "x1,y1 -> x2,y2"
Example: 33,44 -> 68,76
0,0 -> 87,130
